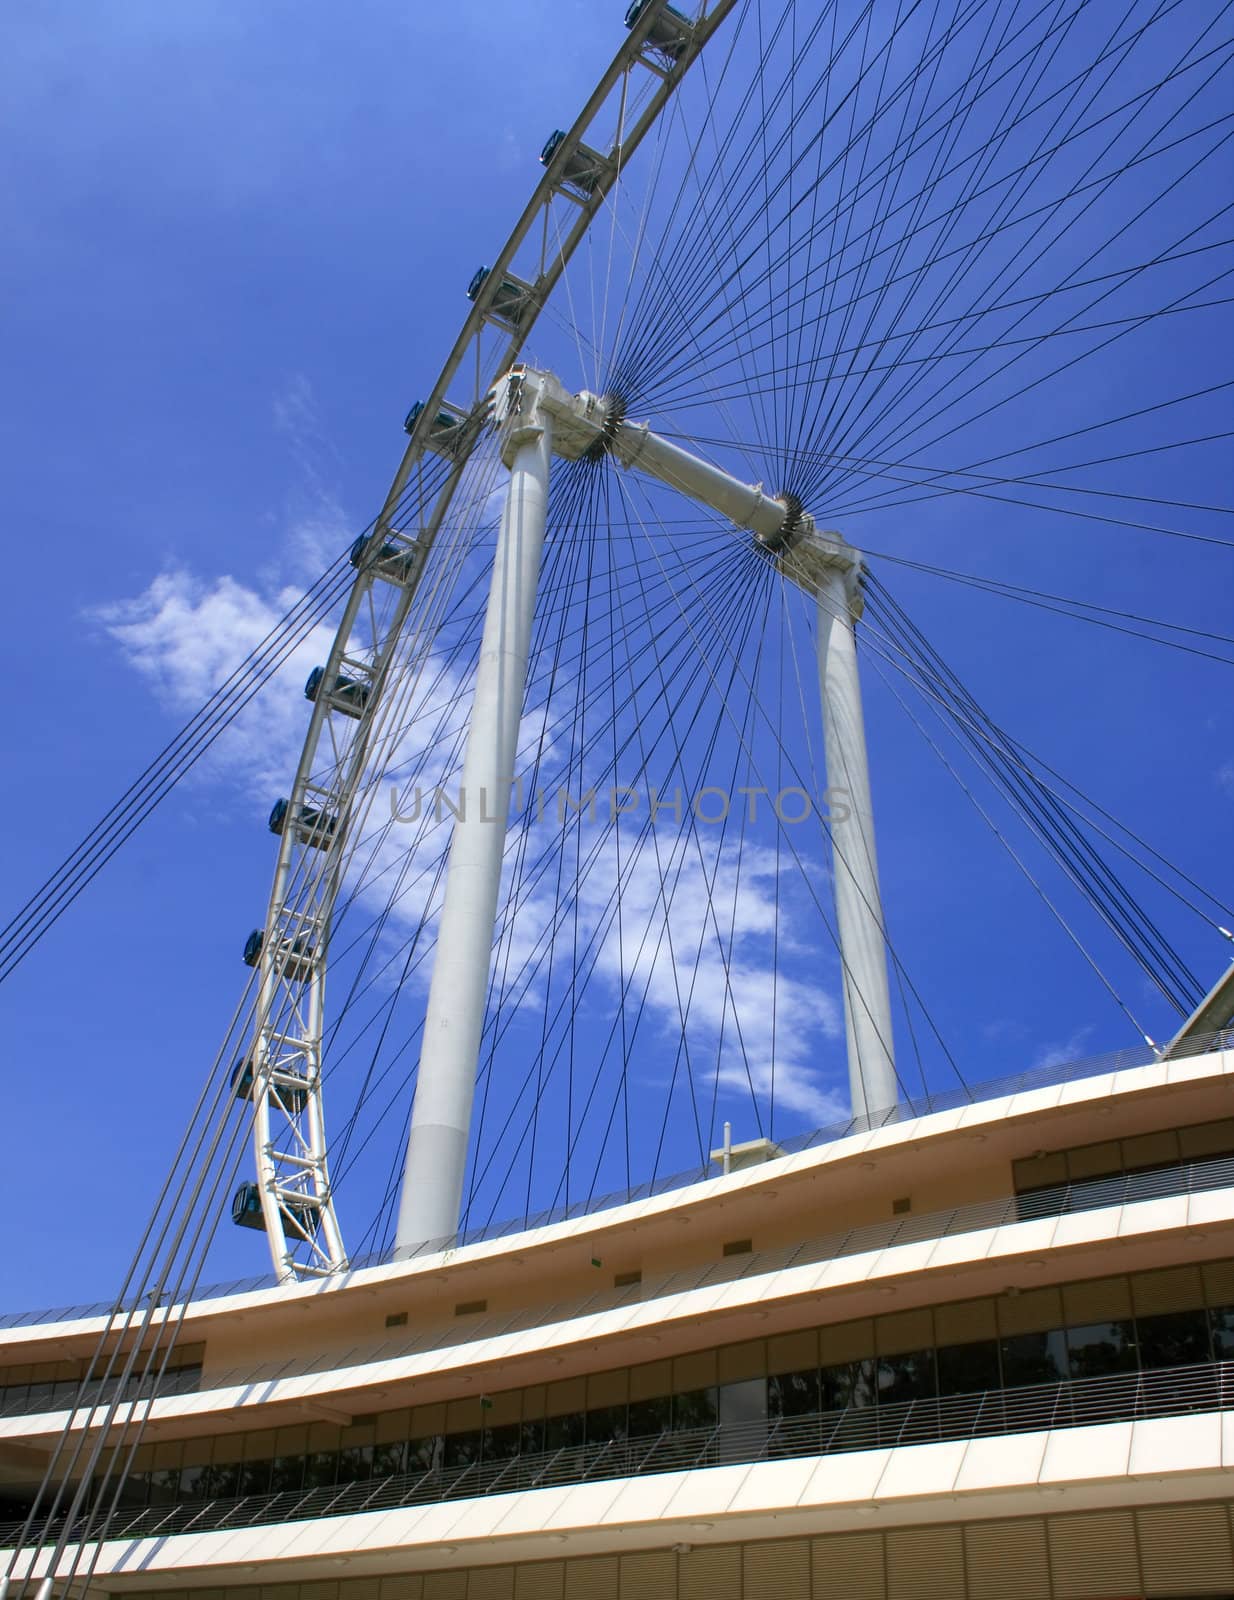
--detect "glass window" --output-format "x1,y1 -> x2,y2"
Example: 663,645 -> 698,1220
482,1422 -> 523,1463
1066,1320 -> 1137,1380
1137,1309 -> 1210,1369
269,1454 -> 305,1494
628,1394 -> 671,1438
177,1461 -> 211,1501
237,1457 -> 272,1497
672,1387 -> 717,1432
719,1378 -> 767,1430
1000,1329 -> 1068,1388
209,1460 -> 242,1498
585,1404 -> 628,1445
442,1430 -> 481,1469
518,1418 -> 544,1457
1209,1305 -> 1234,1359
820,1358 -> 876,1410
302,1451 -> 338,1491
543,1411 -> 584,1451
768,1368 -> 819,1419
407,1435 -> 443,1474
937,1339 -> 1000,1397
336,1445 -> 373,1484
877,1348 -> 936,1406
370,1441 -> 406,1479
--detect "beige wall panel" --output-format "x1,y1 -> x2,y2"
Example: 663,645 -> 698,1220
810,1530 -> 886,1600
1047,1510 -> 1140,1598
885,1526 -> 963,1600
742,1535 -> 810,1598
1137,1503 -> 1234,1592
618,1550 -> 675,1600
563,1555 -> 619,1600
513,1563 -> 565,1600
678,1544 -> 741,1600
964,1517 -> 1050,1600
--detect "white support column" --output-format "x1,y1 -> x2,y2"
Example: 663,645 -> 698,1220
814,557 -> 898,1121
395,383 -> 553,1254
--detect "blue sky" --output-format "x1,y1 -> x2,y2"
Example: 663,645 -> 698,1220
1,1 -> 1231,1310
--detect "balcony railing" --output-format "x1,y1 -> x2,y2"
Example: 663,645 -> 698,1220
3,1150 -> 1231,1420
2,1027 -> 1228,1331
4,1358 -> 1230,1552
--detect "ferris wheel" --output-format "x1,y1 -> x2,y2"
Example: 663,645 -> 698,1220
222,0 -> 1234,1281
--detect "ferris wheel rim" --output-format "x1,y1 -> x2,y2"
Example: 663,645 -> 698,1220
243,0 -> 741,1280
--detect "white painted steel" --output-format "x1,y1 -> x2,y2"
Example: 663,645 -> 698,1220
612,422 -> 791,541
813,554 -> 898,1118
238,1 -> 740,1279
395,392 -> 555,1254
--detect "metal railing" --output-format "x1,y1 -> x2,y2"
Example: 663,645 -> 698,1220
3,1151 -> 1231,1420
3,1358 -> 1230,1551
3,1028 -> 1228,1332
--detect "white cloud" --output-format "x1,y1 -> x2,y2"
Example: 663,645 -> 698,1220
1031,1025 -> 1094,1071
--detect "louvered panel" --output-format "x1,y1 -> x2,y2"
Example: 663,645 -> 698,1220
341,1580 -> 381,1600
886,1527 -> 964,1600
618,1552 -> 675,1600
964,1518 -> 1050,1599
380,1579 -> 425,1600
743,1536 -> 810,1598
1202,1259 -> 1234,1305
424,1576 -> 468,1600
811,1531 -> 886,1600
1137,1502 -> 1234,1592
564,1556 -> 619,1600
467,1568 -> 515,1600
1132,1265 -> 1205,1316
514,1563 -> 565,1600
302,1585 -> 341,1600
678,1544 -> 741,1600
1047,1510 -> 1140,1597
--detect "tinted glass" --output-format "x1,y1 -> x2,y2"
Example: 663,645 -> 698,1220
148,1466 -> 181,1505
442,1429 -> 481,1468
673,1387 -> 717,1431
937,1339 -> 1000,1396
768,1368 -> 819,1419
302,1451 -> 337,1490
1137,1309 -> 1210,1369
177,1462 -> 211,1500
336,1445 -> 373,1484
877,1349 -> 936,1406
1000,1330 -> 1068,1388
820,1358 -> 876,1410
370,1441 -> 406,1478
407,1435 -> 444,1473
209,1460 -> 242,1497
482,1422 -> 523,1462
269,1454 -> 305,1493
237,1457 -> 272,1496
1209,1305 -> 1234,1360
543,1411 -> 584,1450
585,1404 -> 628,1444
1066,1320 -> 1137,1380
629,1395 -> 671,1437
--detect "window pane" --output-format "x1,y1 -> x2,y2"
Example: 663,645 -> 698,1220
543,1411 -> 584,1450
302,1451 -> 337,1490
177,1462 -> 211,1501
877,1348 -> 936,1406
937,1339 -> 1000,1397
408,1435 -> 443,1473
768,1369 -> 819,1419
1137,1309 -> 1210,1369
237,1457 -> 272,1496
820,1359 -> 876,1410
442,1430 -> 481,1469
1066,1321 -> 1137,1380
628,1395 -> 671,1438
269,1454 -> 305,1494
336,1445 -> 373,1484
482,1422 -> 523,1462
672,1387 -> 717,1432
585,1404 -> 627,1445
1209,1305 -> 1234,1359
371,1441 -> 406,1479
1000,1330 -> 1068,1388
210,1461 -> 242,1498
